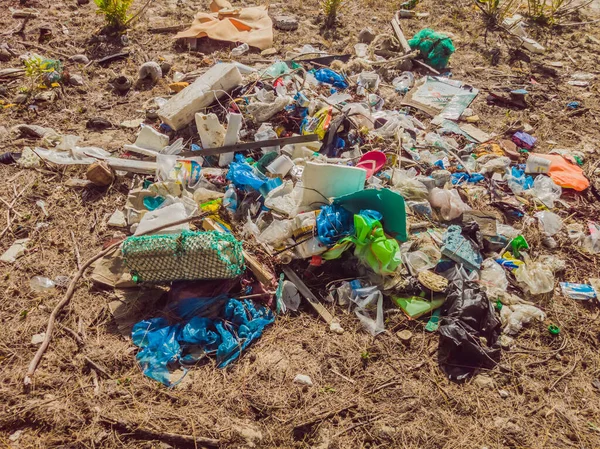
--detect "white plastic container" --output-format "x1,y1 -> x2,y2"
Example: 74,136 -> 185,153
266,155 -> 294,176
525,154 -> 551,174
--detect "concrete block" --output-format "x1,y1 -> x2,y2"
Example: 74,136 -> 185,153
158,64 -> 242,131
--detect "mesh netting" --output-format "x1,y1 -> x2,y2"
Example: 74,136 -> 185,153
122,231 -> 244,283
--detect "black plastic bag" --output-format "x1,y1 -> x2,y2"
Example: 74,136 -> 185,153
438,280 -> 501,381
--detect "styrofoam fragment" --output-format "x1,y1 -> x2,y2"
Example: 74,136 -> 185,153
195,113 -> 226,149
158,64 -> 243,131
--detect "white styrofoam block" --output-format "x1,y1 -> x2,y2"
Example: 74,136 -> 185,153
195,113 -> 226,149
300,162 -> 366,208
158,64 -> 243,131
124,125 -> 169,156
219,113 -> 243,167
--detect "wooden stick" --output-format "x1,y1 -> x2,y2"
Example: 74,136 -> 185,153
179,134 -> 319,158
391,12 -> 412,54
149,24 -> 187,33
70,230 -> 82,270
83,356 -> 112,379
99,415 -> 219,447
282,267 -> 335,324
23,214 -> 206,387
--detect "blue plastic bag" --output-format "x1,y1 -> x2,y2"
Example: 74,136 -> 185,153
226,154 -> 267,191
451,172 -> 484,185
314,68 -> 349,89
316,204 -> 355,245
132,297 -> 275,386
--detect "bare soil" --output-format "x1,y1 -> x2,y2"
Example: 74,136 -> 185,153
1,0 -> 600,448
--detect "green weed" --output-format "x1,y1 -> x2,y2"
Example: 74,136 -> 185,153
93,0 -> 134,30
474,0 -> 519,26
322,0 -> 344,28
527,0 -> 593,24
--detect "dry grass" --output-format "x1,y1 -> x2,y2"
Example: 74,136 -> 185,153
1,0 -> 600,447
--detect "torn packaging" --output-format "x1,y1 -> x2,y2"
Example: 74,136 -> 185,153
438,281 -> 501,381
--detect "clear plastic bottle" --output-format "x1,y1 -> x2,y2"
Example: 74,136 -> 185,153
30,276 -> 55,292
223,185 -> 238,213
230,43 -> 249,57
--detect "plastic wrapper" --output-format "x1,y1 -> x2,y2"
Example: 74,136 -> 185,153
480,259 -> 508,291
535,211 -> 562,236
408,29 -> 455,69
478,156 -> 511,175
34,146 -> 111,165
391,170 -> 429,200
529,175 -> 562,208
257,219 -> 293,247
500,304 -> 546,336
316,204 -> 355,245
132,297 -> 274,386
559,282 -> 597,300
334,280 -> 385,336
429,188 -> 471,221
156,154 -> 203,189
438,281 -> 501,381
506,166 -> 533,195
514,254 -> 555,295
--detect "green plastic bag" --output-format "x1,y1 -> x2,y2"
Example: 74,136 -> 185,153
409,29 -> 455,70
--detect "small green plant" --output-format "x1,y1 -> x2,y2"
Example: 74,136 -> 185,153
474,0 -> 518,26
527,0 -> 593,24
94,0 -> 134,30
321,0 -> 344,28
24,56 -> 62,86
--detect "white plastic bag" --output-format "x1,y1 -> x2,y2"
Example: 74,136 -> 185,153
535,211 -> 562,236
349,285 -> 385,336
514,254 -> 555,295
529,175 -> 562,208
501,304 -> 546,336
480,259 -> 508,291
257,219 -> 293,247
429,188 -> 471,221
264,181 -> 302,217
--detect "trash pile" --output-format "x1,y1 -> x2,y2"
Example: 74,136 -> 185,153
3,2 -> 599,386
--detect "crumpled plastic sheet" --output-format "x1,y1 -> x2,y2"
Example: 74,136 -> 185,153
316,204 -> 355,245
226,154 -> 267,191
438,280 -> 501,381
132,296 -> 274,386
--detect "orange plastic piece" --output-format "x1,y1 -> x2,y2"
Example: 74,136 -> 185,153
530,153 -> 590,191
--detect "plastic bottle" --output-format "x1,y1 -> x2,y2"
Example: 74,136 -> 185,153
230,43 -> 249,57
392,72 -> 415,94
30,276 -> 55,292
223,185 -> 238,213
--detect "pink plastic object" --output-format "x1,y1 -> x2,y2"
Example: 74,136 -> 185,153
356,151 -> 386,178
